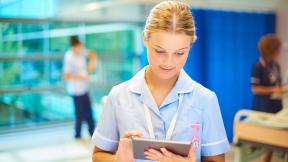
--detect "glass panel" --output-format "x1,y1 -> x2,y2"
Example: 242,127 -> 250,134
0,62 -> 21,89
0,92 -> 74,127
0,22 -> 142,131
1,23 -> 18,37
49,36 -> 70,54
49,23 -> 80,30
0,41 -> 19,56
21,23 -> 45,33
49,60 -> 63,84
22,39 -> 44,54
86,30 -> 137,85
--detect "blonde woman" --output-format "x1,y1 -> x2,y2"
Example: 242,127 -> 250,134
92,1 -> 229,162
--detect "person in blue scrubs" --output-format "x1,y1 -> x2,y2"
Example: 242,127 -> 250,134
92,1 -> 229,162
251,34 -> 283,113
250,34 -> 284,162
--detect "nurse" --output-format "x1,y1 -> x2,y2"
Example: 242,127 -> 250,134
251,34 -> 283,113
92,1 -> 229,162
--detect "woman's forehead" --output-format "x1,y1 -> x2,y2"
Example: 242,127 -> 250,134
148,31 -> 192,50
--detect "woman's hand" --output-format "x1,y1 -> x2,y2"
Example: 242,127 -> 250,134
87,61 -> 96,72
144,147 -> 196,162
116,131 -> 143,162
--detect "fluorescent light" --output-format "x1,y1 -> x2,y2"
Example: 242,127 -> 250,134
83,2 -> 101,11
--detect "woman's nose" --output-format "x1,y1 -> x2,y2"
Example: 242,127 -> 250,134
162,54 -> 173,66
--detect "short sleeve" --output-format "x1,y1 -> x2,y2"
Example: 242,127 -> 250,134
201,92 -> 229,156
92,89 -> 119,152
63,54 -> 72,74
251,64 -> 261,85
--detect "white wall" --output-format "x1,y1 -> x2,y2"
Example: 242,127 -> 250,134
276,0 -> 288,83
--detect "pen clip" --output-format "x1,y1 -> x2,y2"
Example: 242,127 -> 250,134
191,123 -> 200,151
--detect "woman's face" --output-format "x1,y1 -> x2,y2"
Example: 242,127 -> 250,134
73,43 -> 83,55
272,49 -> 281,60
143,31 -> 192,80
266,50 -> 280,62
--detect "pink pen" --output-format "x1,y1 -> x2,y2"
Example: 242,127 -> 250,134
191,123 -> 200,151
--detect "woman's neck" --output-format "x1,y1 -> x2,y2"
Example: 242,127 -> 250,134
145,67 -> 178,89
145,67 -> 179,107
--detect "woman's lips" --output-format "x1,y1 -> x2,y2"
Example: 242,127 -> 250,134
160,67 -> 175,72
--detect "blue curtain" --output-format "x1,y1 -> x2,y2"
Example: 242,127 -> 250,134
141,9 -> 275,143
185,9 -> 275,142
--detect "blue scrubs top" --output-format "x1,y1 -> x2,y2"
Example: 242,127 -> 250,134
251,57 -> 282,113
92,67 -> 229,162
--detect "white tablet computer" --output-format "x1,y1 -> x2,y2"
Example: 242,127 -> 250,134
132,137 -> 191,160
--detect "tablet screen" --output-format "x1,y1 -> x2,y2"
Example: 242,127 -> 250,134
132,137 -> 191,160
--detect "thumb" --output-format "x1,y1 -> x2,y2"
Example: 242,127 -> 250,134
123,131 -> 143,138
188,147 -> 196,161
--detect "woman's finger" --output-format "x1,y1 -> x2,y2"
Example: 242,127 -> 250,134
147,148 -> 164,160
144,151 -> 155,159
160,148 -> 173,158
149,149 -> 163,158
119,137 -> 131,144
116,138 -> 134,162
123,131 -> 143,138
144,150 -> 162,161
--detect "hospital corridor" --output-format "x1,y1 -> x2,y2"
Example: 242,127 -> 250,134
0,0 -> 287,162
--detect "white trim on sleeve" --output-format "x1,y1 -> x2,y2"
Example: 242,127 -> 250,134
94,130 -> 119,144
201,138 -> 227,147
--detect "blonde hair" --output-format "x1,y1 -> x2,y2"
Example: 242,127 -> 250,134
143,1 -> 197,43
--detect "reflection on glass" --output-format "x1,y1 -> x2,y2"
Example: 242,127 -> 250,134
0,22 -> 142,130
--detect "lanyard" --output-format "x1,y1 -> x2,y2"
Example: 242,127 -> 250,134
143,94 -> 183,140
260,57 -> 280,85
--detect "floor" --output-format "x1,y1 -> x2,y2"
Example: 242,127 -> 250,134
0,124 -> 93,162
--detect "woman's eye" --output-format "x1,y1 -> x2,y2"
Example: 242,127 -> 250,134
176,52 -> 185,55
155,49 -> 165,54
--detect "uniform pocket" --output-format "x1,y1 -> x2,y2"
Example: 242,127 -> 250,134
173,106 -> 202,142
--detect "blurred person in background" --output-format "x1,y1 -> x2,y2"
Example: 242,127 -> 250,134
251,34 -> 284,113
63,36 -> 97,139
